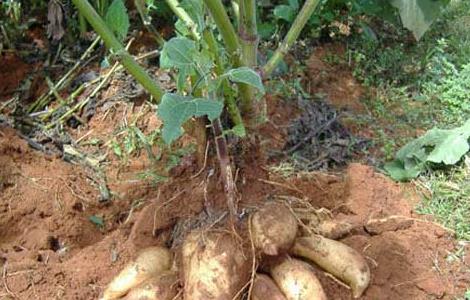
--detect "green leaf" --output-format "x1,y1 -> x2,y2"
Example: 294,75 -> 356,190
180,0 -> 205,34
388,0 -> 449,40
274,5 -> 296,22
158,93 -> 223,144
174,19 -> 192,37
354,0 -> 397,23
223,67 -> 265,94
160,37 -> 197,69
258,23 -> 276,39
111,140 -> 122,158
385,119 -> 470,181
384,160 -> 423,181
232,124 -> 246,137
426,120 -> 470,164
288,0 -> 299,11
105,0 -> 130,41
89,215 -> 104,228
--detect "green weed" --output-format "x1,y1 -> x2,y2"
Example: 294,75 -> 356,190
415,156 -> 470,240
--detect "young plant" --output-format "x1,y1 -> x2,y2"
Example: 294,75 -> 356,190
71,0 -> 450,220
72,0 -> 321,220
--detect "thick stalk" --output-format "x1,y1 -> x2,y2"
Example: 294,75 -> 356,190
231,0 -> 240,25
78,12 -> 87,37
212,117 -> 238,221
262,0 -> 321,77
165,0 -> 200,40
239,0 -> 257,67
72,0 -> 164,101
203,0 -> 241,65
188,75 -> 208,166
238,0 -> 259,124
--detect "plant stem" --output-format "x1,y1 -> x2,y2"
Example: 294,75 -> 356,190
203,0 -> 241,65
98,0 -> 108,16
238,0 -> 259,125
203,29 -> 244,129
212,117 -> 238,221
239,0 -> 257,68
78,12 -> 87,37
231,0 -> 240,25
165,0 -> 200,40
262,0 -> 320,77
135,0 -> 165,47
72,0 -> 165,101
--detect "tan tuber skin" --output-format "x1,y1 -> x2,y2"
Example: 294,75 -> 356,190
316,219 -> 353,240
251,274 -> 287,300
101,246 -> 173,300
270,257 -> 327,300
251,202 -> 298,256
182,230 -> 250,300
291,235 -> 370,298
122,271 -> 178,300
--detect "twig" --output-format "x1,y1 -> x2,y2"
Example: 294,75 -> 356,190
29,36 -> 101,112
246,215 -> 257,300
191,141 -> 210,179
153,190 -> 184,236
75,129 -> 94,144
0,96 -> 18,112
2,262 -> 18,299
46,48 -> 159,129
45,39 -> 135,129
285,112 -> 339,154
257,178 -> 304,194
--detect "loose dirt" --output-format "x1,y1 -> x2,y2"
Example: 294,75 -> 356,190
0,44 -> 468,300
1,124 -> 468,299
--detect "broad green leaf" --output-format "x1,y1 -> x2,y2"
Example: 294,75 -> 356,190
175,19 -> 192,37
385,119 -> 470,181
176,66 -> 194,92
158,93 -> 223,144
384,160 -> 422,181
105,0 -> 130,41
258,23 -> 276,39
288,0 -> 299,11
274,5 -> 296,23
160,37 -> 197,69
224,67 -> 265,94
355,0 -> 397,23
388,0 -> 449,40
180,0 -> 205,34
427,120 -> 470,164
159,48 -> 172,69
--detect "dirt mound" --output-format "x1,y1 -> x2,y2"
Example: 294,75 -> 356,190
1,124 -> 467,300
